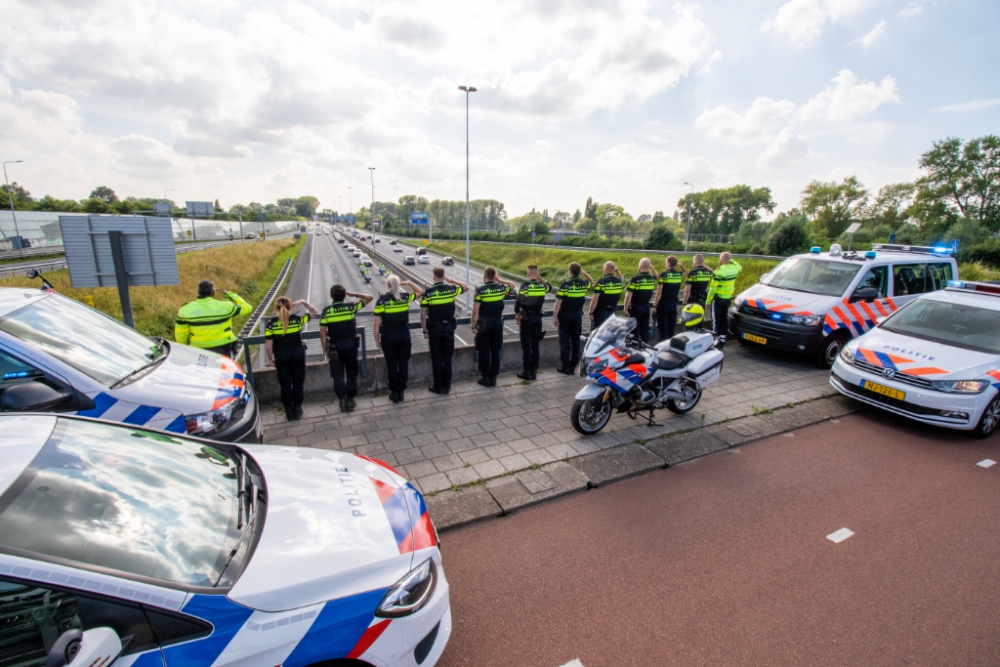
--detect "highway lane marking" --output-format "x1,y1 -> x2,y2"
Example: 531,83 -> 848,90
557,661 -> 585,667
977,459 -> 996,468
826,528 -> 854,543
306,231 -> 316,303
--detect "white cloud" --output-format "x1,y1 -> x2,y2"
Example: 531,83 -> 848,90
799,69 -> 899,121
695,98 -> 797,145
762,0 -> 871,44
932,98 -> 1000,113
855,20 -> 885,47
899,0 -> 933,17
757,127 -> 814,169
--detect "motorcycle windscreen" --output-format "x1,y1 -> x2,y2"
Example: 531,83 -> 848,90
585,316 -> 636,357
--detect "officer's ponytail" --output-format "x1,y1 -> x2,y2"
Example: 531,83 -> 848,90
387,274 -> 402,300
275,296 -> 292,334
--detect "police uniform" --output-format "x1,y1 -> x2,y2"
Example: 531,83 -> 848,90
626,272 -> 657,343
515,278 -> 551,380
556,276 -> 590,372
175,291 -> 252,357
707,260 -> 741,345
655,269 -> 685,342
591,274 -> 623,328
686,265 -> 714,308
474,281 -> 511,386
320,300 -> 365,404
375,291 -> 417,400
264,313 -> 309,420
421,281 -> 466,394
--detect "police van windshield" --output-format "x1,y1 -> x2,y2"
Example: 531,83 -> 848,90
880,299 -> 1000,354
761,258 -> 861,297
0,418 -> 244,587
0,294 -> 163,387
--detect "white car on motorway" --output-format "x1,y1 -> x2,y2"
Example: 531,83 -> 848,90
418,256 -> 430,265
0,414 -> 451,667
394,246 -> 404,253
830,280 -> 1000,437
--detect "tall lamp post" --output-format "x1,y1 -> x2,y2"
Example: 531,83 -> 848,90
683,182 -> 694,252
368,168 -> 376,258
348,186 -> 352,221
458,85 -> 477,312
3,160 -> 24,255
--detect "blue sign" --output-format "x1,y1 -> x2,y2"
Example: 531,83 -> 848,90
346,215 -> 356,223
888,233 -> 896,243
411,212 -> 428,224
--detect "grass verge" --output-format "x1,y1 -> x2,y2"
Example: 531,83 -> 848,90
0,237 -> 303,338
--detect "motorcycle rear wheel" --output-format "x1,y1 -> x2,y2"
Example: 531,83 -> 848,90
571,397 -> 612,435
666,388 -> 702,414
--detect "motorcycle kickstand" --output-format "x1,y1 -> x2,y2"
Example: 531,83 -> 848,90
644,410 -> 658,427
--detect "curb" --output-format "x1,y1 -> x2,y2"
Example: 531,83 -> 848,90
425,395 -> 860,532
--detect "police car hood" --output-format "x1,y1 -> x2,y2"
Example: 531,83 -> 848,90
115,343 -> 245,414
736,284 -> 839,316
848,328 -> 999,380
228,446 -> 436,612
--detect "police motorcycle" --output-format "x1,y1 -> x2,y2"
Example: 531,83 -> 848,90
363,270 -> 372,283
378,263 -> 386,275
570,306 -> 725,435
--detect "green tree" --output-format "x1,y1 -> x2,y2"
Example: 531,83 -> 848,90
644,224 -> 676,250
800,176 -> 869,238
861,182 -> 916,228
572,209 -> 582,224
651,210 -> 666,225
765,212 -> 812,256
295,196 -> 320,219
82,198 -> 111,213
0,182 -> 34,210
34,195 -> 80,212
676,185 -> 775,235
918,135 -> 1000,231
89,186 -> 119,203
584,197 -> 598,221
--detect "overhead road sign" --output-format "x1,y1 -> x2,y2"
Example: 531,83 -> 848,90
411,212 -> 428,224
186,201 -> 215,218
153,202 -> 171,216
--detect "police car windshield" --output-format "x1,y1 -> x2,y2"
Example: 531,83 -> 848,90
880,300 -> 1000,354
762,258 -> 861,297
0,419 -> 245,587
0,294 -> 161,387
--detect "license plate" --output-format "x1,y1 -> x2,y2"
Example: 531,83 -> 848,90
742,332 -> 767,345
861,379 -> 906,401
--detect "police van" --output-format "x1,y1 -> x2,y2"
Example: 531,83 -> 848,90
729,244 -> 959,368
0,287 -> 260,442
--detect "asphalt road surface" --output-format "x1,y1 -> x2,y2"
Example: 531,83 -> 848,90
436,410 -> 1000,667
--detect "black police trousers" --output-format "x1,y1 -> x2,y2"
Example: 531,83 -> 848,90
519,313 -> 543,375
630,304 -> 651,344
328,337 -> 359,399
656,301 -> 678,342
713,298 -> 731,343
381,328 -> 412,394
475,318 -> 504,379
274,345 -> 306,411
427,321 -> 456,392
558,311 -> 583,371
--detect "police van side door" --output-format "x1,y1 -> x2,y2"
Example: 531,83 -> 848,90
890,261 -> 954,306
840,264 -> 891,336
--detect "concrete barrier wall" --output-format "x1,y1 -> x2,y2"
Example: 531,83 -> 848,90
251,333 -> 565,404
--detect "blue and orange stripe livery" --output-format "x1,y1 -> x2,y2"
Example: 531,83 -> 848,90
856,348 -> 948,377
824,297 -> 898,336
370,475 -> 438,555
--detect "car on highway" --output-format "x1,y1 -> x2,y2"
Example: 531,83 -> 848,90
390,240 -> 397,245
245,233 -> 256,239
0,288 -> 261,442
0,413 -> 452,667
354,251 -> 363,258
375,238 -> 381,243
830,280 -> 1000,438
404,256 -> 416,266
362,259 -> 374,267
418,256 -> 430,265
730,243 -> 958,368
338,237 -> 345,244
394,246 -> 404,253
416,248 -> 427,256
442,257 -> 454,266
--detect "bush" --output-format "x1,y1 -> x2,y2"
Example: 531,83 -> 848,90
891,223 -> 921,245
939,219 -> 989,262
765,217 -> 812,256
969,239 -> 1000,269
644,224 -> 675,250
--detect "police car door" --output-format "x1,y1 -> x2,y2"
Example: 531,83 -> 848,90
845,265 -> 891,335
890,261 -> 955,307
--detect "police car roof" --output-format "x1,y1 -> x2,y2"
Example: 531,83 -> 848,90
792,249 -> 956,263
0,415 -> 57,494
0,287 -> 53,318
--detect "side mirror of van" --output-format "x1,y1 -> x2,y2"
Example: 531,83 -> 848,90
850,287 -> 880,303
1,381 -> 73,412
46,627 -> 123,667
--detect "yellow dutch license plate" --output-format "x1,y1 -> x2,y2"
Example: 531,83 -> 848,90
861,380 -> 906,401
742,333 -> 767,345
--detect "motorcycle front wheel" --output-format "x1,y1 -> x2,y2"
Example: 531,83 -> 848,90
571,396 -> 613,435
666,387 -> 702,414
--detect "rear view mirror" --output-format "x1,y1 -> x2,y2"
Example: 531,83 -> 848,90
26,269 -> 39,279
851,287 -> 880,303
46,627 -> 123,667
1,382 -> 72,412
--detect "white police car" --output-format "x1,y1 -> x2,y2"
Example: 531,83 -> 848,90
830,280 -> 1000,437
0,414 -> 451,667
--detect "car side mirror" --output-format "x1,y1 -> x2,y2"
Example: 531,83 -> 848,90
1,381 -> 73,412
26,269 -> 40,279
850,287 -> 880,303
46,627 -> 123,667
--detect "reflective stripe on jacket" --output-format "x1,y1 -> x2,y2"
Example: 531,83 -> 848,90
707,260 -> 742,303
175,292 -> 252,348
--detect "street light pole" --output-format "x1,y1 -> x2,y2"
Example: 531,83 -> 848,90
348,187 -> 352,220
368,168 -> 376,258
3,160 -> 25,255
459,85 -> 477,312
683,182 -> 694,253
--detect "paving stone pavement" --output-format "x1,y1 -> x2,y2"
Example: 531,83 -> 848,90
260,343 -> 835,493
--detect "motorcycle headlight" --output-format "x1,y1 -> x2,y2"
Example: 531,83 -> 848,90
376,558 -> 437,618
786,314 -> 822,326
587,361 -> 608,374
839,346 -> 855,364
930,379 -> 990,394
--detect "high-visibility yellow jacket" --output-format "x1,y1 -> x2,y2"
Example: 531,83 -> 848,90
707,260 -> 742,304
175,292 -> 252,348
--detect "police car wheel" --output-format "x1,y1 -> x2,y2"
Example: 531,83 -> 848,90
814,333 -> 846,369
571,397 -> 612,435
971,396 -> 1000,439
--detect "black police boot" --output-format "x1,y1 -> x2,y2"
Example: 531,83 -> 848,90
490,376 -> 497,387
556,366 -> 573,375
346,397 -> 356,412
477,376 -> 491,387
428,386 -> 444,395
338,397 -> 347,412
517,371 -> 531,381
284,404 -> 294,422
293,404 -> 303,420
531,369 -> 538,380
397,390 -> 405,403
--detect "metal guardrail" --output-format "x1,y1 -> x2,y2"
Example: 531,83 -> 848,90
233,258 -> 292,361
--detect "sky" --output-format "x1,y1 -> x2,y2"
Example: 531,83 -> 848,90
1,0 -> 997,220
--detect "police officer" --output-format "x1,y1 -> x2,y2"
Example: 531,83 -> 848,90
554,262 -> 593,375
654,256 -> 685,342
175,279 -> 253,357
623,258 -> 657,344
420,267 -> 469,395
516,264 -> 551,381
471,267 -> 516,388
706,252 -> 741,347
264,296 -> 319,421
684,253 -> 714,311
589,261 -> 623,330
374,275 -> 424,404
319,285 -> 373,413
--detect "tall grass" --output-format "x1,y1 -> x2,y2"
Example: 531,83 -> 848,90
0,238 -> 302,338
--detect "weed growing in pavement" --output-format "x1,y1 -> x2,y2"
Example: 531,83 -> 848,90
528,462 -> 543,470
701,413 -> 706,425
450,483 -> 460,493
634,438 -> 646,445
464,462 -> 471,467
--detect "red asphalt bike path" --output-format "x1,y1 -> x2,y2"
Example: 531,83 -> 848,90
436,411 -> 1000,667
